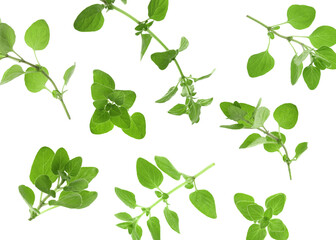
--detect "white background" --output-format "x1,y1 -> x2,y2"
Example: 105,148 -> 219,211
0,0 -> 335,239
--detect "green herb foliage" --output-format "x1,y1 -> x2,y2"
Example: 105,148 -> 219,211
234,193 -> 289,240
0,20 -> 73,119
19,147 -> 98,220
115,156 -> 216,240
90,69 -> 146,139
220,99 -> 308,180
247,4 -> 336,89
74,0 -> 215,124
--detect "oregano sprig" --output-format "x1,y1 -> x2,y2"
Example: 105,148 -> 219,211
0,20 -> 74,119
90,69 -> 146,139
19,147 -> 98,220
234,193 -> 289,240
247,4 -> 336,90
220,99 -> 308,180
115,156 -> 216,240
74,0 -> 215,124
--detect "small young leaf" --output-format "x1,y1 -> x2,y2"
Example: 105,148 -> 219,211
156,86 -> 178,103
148,0 -> 169,21
247,203 -> 264,221
193,69 -> 215,82
290,55 -> 303,85
303,65 -> 321,90
294,142 -> 308,159
24,67 -> 49,93
263,132 -> 286,153
188,100 -> 201,124
115,187 -> 137,209
24,19 -> 50,50
64,157 -> 82,177
0,64 -> 24,85
220,124 -> 244,130
51,147 -> 70,175
63,63 -> 76,85
268,219 -> 289,240
141,34 -> 152,60
316,46 -> 336,69
76,190 -> 98,209
74,4 -> 105,32
34,175 -> 52,195
131,225 -> 143,240
252,107 -> 270,128
246,224 -> 267,240
49,192 -> 82,208
168,104 -> 187,115
122,112 -> 146,139
240,133 -> 268,149
189,190 -> 217,219
110,107 -> 131,129
309,26 -> 336,48
18,185 -> 35,208
115,212 -> 133,221
178,37 -> 189,52
273,103 -> 298,129
64,179 -> 89,192
234,193 -> 255,221
265,193 -> 286,215
0,23 -> 16,54
164,207 -> 180,233
69,167 -> 98,184
30,147 -> 57,184
147,217 -> 161,240
151,50 -> 178,70
264,208 -> 273,220
117,222 -> 133,229
197,98 -> 213,107
287,5 -> 316,30
247,51 -> 274,77
136,158 -> 163,189
90,117 -> 114,134
154,156 -> 181,180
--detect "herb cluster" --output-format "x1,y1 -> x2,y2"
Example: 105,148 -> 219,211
247,4 -> 336,89
220,99 -> 308,180
73,0 -> 215,124
19,147 -> 98,220
115,156 -> 216,240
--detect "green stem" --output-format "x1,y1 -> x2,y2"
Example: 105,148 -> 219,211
287,162 -> 292,180
5,54 -> 71,119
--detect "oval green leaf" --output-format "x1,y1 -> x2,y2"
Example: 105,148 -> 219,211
147,216 -> 161,240
0,23 -> 16,54
151,50 -> 178,70
74,4 -> 105,32
136,158 -> 163,189
246,224 -> 267,240
309,26 -> 336,48
148,0 -> 169,21
287,5 -> 316,30
30,147 -> 57,184
273,103 -> 298,129
303,65 -> 320,90
164,207 -> 180,233
265,193 -> 286,215
1,64 -> 24,85
18,185 -> 35,208
90,117 -> 114,134
24,19 -> 50,50
115,187 -> 137,209
122,112 -> 146,139
64,157 -> 82,177
189,190 -> 217,219
268,219 -> 289,240
247,51 -> 274,78
154,156 -> 181,180
51,147 -> 70,175
24,67 -> 49,93
290,55 -> 303,85
240,133 -> 268,149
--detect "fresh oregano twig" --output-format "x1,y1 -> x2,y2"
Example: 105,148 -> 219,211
74,0 -> 215,124
247,4 -> 336,90
19,147 -> 98,220
0,20 -> 74,119
220,99 -> 308,180
115,156 -> 216,240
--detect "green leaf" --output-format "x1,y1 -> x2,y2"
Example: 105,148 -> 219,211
77,190 -> 98,209
121,0 -> 127,4
287,5 -> 316,30
252,107 -> 270,128
246,224 -> 267,240
122,112 -> 146,139
69,167 -> 98,184
115,212 -> 133,221
63,63 -> 76,85
136,158 -> 163,189
316,46 -> 336,69
247,51 -> 275,77
0,64 -> 24,85
188,100 -> 201,124
264,208 -> 273,219
290,55 -> 303,85
234,193 -> 255,221
18,185 -> 35,208
131,225 -> 143,240
91,69 -> 115,100
90,117 -> 114,134
164,207 -> 180,233
74,4 -> 105,32
51,148 -> 70,175
247,203 -> 264,221
189,190 -> 217,219
303,65 -> 321,90
168,104 -> 187,115
24,19 -> 50,50
64,179 -> 89,192
30,147 -> 57,184
265,193 -> 286,215
141,34 -> 152,60
151,50 -> 178,70
110,107 -> 131,129
263,132 -> 286,153
197,98 -> 213,107
64,157 -> 82,177
227,104 -> 247,121
93,100 -> 107,110
193,69 -> 215,82
156,86 -> 178,103
294,142 -> 308,159
92,109 -> 110,123
49,192 -> 82,209
147,217 -> 161,240
115,187 -> 137,209
148,0 -> 169,21
240,133 -> 268,149
35,175 -> 53,195
0,23 -> 16,54
24,67 -> 49,93
154,156 -> 181,180
309,26 -> 336,48
314,57 -> 330,70
220,124 -> 244,130
178,37 -> 189,52
119,90 -> 136,109
109,104 -> 121,116
268,219 -> 289,240
273,103 -> 298,129
117,222 -> 133,229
